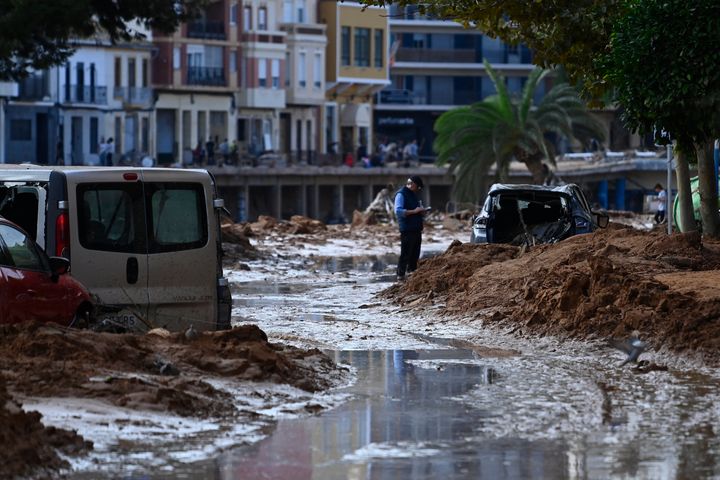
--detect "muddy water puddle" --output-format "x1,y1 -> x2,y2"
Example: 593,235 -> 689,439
208,346 -> 720,480
132,247 -> 720,480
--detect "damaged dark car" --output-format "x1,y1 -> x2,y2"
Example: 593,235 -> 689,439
470,183 -> 609,246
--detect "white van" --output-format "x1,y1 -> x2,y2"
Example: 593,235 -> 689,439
0,165 -> 232,332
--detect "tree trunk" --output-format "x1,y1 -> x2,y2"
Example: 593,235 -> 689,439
695,141 -> 720,237
518,150 -> 546,184
675,149 -> 696,232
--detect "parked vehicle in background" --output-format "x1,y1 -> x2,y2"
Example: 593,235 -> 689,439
0,165 -> 232,332
471,183 -> 609,246
0,216 -> 92,326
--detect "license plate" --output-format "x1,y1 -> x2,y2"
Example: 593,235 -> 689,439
102,312 -> 138,329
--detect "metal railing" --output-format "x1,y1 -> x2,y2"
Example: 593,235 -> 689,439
187,21 -> 226,40
396,48 -> 478,63
113,86 -> 152,105
63,85 -> 108,104
187,66 -> 226,86
17,74 -> 50,100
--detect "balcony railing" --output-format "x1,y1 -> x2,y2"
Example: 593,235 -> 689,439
113,86 -> 153,105
188,21 -> 226,40
376,89 -> 425,105
395,48 -> 478,63
63,85 -> 108,104
17,75 -> 50,101
187,66 -> 226,86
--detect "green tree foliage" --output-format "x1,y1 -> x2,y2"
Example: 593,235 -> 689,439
599,0 -> 720,235
0,0 -> 207,80
433,61 -> 604,202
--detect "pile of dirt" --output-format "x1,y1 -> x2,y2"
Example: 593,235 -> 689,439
382,224 -> 720,365
0,374 -> 92,479
251,215 -> 327,235
222,220 -> 259,259
0,322 -> 346,476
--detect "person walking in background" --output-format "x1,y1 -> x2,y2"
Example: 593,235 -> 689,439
99,137 -> 114,166
205,137 -> 215,166
219,138 -> 229,167
394,175 -> 428,281
654,183 -> 667,224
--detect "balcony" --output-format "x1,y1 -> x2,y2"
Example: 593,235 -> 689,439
188,21 -> 226,40
17,74 -> 50,101
113,87 -> 153,105
395,48 -> 478,63
187,66 -> 226,87
64,85 -> 108,104
376,89 -> 424,105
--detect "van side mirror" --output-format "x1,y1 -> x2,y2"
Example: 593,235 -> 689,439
49,256 -> 70,277
594,212 -> 610,228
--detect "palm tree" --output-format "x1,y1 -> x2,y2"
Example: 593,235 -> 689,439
434,60 -> 605,202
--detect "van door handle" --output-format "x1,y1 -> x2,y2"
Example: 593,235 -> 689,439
126,257 -> 138,284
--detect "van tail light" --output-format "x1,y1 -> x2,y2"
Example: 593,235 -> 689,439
55,211 -> 70,257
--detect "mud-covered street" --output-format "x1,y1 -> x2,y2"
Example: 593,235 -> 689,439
4,215 -> 720,479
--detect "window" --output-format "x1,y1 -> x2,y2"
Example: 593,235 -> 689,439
128,58 -> 136,88
374,29 -> 384,68
142,59 -> 148,87
0,225 -> 45,271
77,183 -> 207,254
313,53 -> 322,88
271,59 -> 279,88
258,59 -> 267,87
114,57 -> 122,87
298,52 -> 306,87
258,7 -> 267,30
230,50 -> 237,73
230,3 -> 237,25
354,28 -> 370,67
297,1 -> 305,23
148,184 -> 207,252
285,52 -> 291,86
142,117 -> 149,152
10,119 -> 31,141
173,47 -> 181,70
243,6 -> 252,30
90,117 -> 99,154
78,185 -> 142,253
341,27 -> 351,66
283,0 -> 292,22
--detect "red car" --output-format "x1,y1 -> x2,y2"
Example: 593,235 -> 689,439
0,216 -> 93,326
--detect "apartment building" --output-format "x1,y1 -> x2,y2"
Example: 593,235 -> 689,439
375,5 -> 538,162
318,0 -> 390,162
280,0 -> 327,164
2,35 -> 154,166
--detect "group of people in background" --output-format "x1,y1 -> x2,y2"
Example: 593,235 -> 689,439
348,137 -> 421,168
191,137 -> 239,167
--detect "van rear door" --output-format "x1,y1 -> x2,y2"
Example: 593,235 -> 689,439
141,169 -> 217,331
67,171 -> 150,328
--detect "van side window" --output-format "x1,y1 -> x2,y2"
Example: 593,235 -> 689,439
147,183 -> 207,253
78,184 -> 145,254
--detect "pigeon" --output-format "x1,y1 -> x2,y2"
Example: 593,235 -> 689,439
609,330 -> 648,366
153,355 -> 180,376
184,324 -> 199,341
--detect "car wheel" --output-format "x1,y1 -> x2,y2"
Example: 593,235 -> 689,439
70,304 -> 93,329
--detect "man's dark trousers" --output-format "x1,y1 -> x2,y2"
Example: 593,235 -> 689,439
398,230 -> 422,277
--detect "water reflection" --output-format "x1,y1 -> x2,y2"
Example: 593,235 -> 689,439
217,350 -> 568,480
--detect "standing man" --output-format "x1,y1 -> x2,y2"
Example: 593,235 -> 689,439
654,183 -> 667,224
395,175 -> 428,281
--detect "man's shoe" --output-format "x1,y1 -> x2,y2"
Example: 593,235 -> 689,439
397,275 -> 406,282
